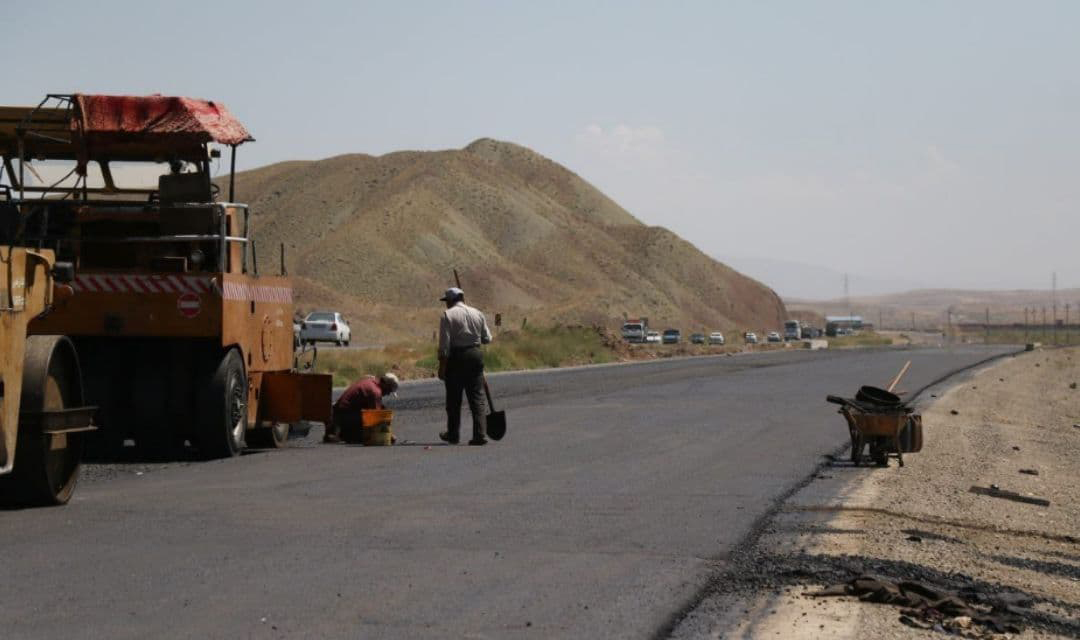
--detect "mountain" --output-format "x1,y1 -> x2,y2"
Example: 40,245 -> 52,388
230,139 -> 786,340
718,255 -> 928,300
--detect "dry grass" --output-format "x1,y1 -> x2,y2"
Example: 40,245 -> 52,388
311,343 -> 435,387
309,326 -> 891,386
824,332 -> 893,348
311,325 -> 621,386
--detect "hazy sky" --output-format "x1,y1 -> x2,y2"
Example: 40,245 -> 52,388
7,1 -> 1077,292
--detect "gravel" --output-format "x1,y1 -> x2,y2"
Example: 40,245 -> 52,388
670,346 -> 1080,639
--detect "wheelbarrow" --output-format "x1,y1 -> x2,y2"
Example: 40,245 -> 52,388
826,361 -> 923,467
830,399 -> 921,467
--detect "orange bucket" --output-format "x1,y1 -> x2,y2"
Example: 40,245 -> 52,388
361,409 -> 393,428
361,409 -> 393,446
341,409 -> 393,444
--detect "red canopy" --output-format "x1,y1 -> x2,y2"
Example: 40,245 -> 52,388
74,94 -> 253,146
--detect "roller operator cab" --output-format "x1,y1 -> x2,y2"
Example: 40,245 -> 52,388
0,94 -> 332,460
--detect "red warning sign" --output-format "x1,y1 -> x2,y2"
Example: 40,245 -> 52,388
177,292 -> 201,318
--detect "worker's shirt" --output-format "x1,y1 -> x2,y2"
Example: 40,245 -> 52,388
438,301 -> 492,358
333,377 -> 384,422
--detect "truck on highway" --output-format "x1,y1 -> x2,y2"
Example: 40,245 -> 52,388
783,319 -> 802,341
0,239 -> 95,505
621,318 -> 648,343
1,93 -> 332,459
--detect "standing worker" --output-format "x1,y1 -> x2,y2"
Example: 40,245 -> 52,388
323,373 -> 400,443
437,287 -> 492,445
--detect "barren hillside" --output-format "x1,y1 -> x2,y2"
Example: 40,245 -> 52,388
230,138 -> 785,340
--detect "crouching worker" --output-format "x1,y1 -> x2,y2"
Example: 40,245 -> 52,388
323,372 -> 400,443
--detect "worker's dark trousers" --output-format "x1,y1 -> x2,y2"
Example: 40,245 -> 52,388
445,347 -> 486,441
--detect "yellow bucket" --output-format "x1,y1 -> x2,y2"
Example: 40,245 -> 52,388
341,409 -> 393,444
360,409 -> 393,446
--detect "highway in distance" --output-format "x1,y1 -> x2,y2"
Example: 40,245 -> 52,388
0,345 -> 1012,639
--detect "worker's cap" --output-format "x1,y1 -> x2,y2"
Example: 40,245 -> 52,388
380,372 -> 400,396
439,287 -> 464,301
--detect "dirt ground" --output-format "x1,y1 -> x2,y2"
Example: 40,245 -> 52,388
671,346 -> 1080,639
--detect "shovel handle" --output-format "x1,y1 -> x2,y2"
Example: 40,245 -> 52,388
482,374 -> 496,412
887,360 -> 911,393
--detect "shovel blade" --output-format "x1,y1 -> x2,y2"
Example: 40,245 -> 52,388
486,411 -> 507,441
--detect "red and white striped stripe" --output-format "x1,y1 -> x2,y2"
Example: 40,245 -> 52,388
70,273 -> 292,303
220,280 -> 293,303
71,274 -> 215,295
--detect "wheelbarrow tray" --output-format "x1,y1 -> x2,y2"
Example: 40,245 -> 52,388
840,406 -> 916,467
848,412 -> 907,437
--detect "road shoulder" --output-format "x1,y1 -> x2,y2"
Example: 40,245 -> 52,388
670,347 -> 1080,639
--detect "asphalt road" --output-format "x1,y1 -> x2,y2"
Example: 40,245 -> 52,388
0,345 -> 1013,639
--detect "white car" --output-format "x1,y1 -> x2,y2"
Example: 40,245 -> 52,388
300,311 -> 351,346
645,330 -> 661,344
708,331 -> 725,345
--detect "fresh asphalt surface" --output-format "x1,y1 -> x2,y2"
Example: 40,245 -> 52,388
0,345 -> 1013,639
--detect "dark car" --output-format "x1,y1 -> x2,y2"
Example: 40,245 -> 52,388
690,333 -> 706,344
662,329 -> 681,344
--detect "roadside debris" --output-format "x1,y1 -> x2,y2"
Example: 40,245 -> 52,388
1019,468 -> 1039,476
950,409 -> 960,415
809,574 -> 1025,635
969,485 -> 1050,507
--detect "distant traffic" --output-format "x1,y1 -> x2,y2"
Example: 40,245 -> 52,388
621,317 -> 841,346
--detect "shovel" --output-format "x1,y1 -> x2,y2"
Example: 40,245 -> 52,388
482,375 -> 506,441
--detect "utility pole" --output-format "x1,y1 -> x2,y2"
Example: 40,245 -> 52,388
1042,307 -> 1047,339
1024,307 -> 1029,342
1067,303 -> 1071,345
844,273 -> 851,321
910,311 -> 915,332
985,307 -> 990,344
879,308 -> 883,332
1052,272 -> 1058,345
